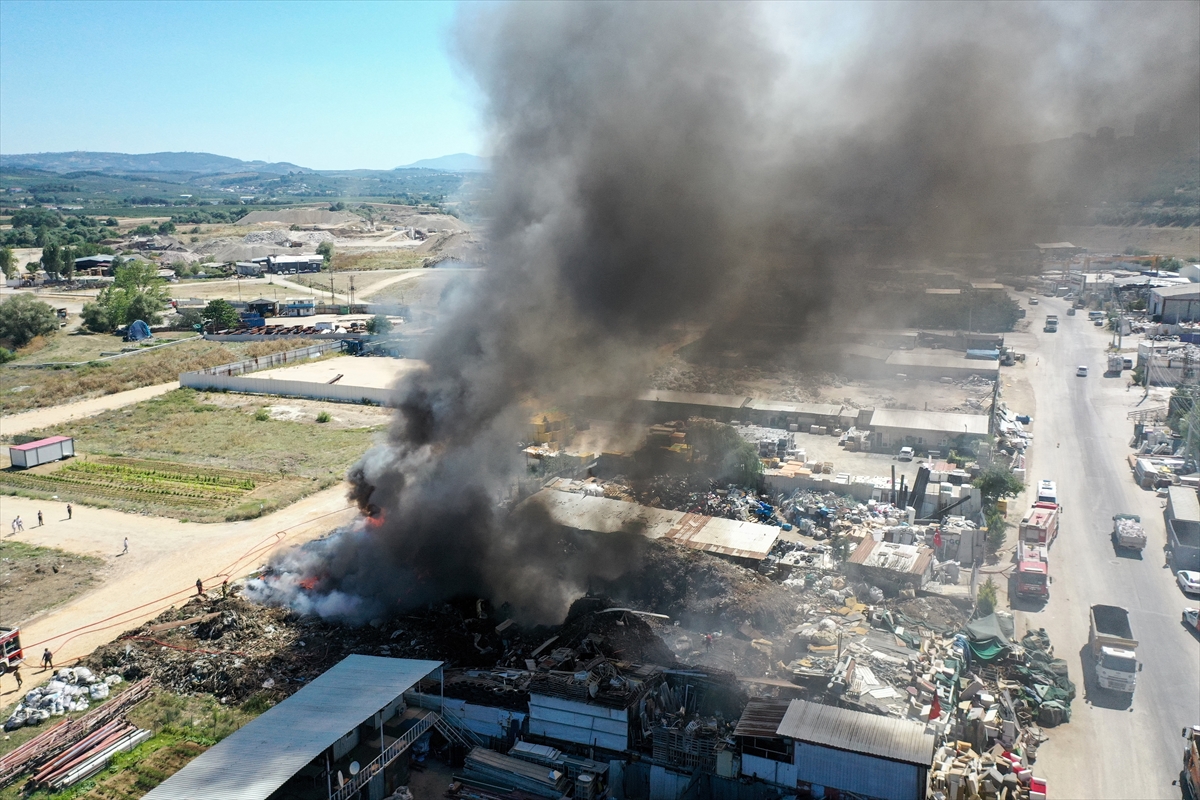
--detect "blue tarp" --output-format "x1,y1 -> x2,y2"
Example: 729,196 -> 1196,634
965,349 -> 1000,361
126,320 -> 152,341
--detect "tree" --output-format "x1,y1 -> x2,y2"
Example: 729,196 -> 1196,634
81,301 -> 115,333
0,294 -> 58,347
976,577 -> 998,617
972,466 -> 1024,507
90,260 -> 171,328
316,241 -> 334,267
202,299 -> 240,331
104,217 -> 119,227
10,208 -> 62,229
40,243 -> 62,279
59,246 -> 76,280
133,224 -> 154,236
157,221 -> 176,235
985,508 -> 1008,554
366,314 -> 392,334
0,247 -> 14,279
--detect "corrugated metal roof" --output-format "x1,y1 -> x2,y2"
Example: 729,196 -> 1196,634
528,489 -> 779,560
1169,486 -> 1200,523
775,699 -> 935,766
847,538 -> 933,577
868,408 -> 990,436
143,656 -> 442,800
9,436 -> 72,451
635,390 -> 752,410
1153,283 -> 1200,298
745,399 -> 845,417
734,698 -> 792,737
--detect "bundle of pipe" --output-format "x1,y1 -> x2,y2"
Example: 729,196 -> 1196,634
0,678 -> 151,790
37,723 -> 151,790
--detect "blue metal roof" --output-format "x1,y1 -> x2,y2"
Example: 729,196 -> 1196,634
776,699 -> 935,767
143,655 -> 442,800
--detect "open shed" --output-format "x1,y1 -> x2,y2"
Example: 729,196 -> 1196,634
9,436 -> 74,469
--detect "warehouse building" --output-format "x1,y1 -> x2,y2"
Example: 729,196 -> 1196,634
1150,283 -> 1200,324
866,409 -> 989,454
736,698 -> 936,800
8,436 -> 74,469
144,656 -> 444,800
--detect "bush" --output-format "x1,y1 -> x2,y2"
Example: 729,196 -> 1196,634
81,301 -> 115,333
254,408 -> 270,422
0,347 -> 14,363
316,411 -> 331,423
977,577 -> 998,617
985,508 -> 1007,554
0,294 -> 59,347
973,466 -> 1024,507
365,314 -> 391,334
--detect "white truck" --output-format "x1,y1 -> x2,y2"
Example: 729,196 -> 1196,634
1089,604 -> 1140,694
1112,514 -> 1148,552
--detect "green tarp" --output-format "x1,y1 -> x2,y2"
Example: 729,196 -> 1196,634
964,613 -> 1011,662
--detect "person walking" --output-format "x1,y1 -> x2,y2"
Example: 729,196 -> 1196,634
14,516 -> 22,532
122,537 -> 129,555
37,510 -> 43,527
9,518 -> 16,535
196,578 -> 204,596
41,649 -> 53,671
13,666 -> 22,690
66,504 -> 72,520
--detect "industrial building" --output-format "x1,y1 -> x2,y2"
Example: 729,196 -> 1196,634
866,409 -> 989,453
846,537 -> 936,591
1150,284 -> 1200,324
625,389 -> 752,423
529,486 -> 781,561
1167,486 -> 1200,572
1137,340 -> 1200,386
8,436 -> 74,469
258,254 -> 324,274
736,698 -> 936,800
883,350 -> 1000,381
143,656 -> 444,800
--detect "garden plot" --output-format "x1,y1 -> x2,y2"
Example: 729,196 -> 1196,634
1,389 -> 380,521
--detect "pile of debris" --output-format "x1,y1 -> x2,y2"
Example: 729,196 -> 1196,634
930,739 -> 1048,800
4,668 -> 124,730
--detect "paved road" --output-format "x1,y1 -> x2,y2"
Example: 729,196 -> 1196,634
1005,296 -> 1199,798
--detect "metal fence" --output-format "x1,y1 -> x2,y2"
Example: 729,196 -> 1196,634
186,341 -> 340,378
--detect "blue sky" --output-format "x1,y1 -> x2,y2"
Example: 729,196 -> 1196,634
0,1 -> 482,169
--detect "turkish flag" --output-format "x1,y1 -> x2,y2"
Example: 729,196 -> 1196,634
934,530 -> 943,549
929,695 -> 941,722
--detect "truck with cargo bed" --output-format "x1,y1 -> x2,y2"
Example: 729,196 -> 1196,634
1112,513 -> 1148,552
1015,542 -> 1049,599
0,626 -> 23,671
1089,604 -> 1139,694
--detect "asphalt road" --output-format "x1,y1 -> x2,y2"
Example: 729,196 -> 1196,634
1004,295 -> 1200,799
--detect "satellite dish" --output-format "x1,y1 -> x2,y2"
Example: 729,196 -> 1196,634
349,761 -> 360,776
337,771 -> 344,787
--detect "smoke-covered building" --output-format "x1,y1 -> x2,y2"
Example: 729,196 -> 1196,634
866,409 -> 990,454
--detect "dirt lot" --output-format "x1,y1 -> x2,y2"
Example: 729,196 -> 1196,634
10,332 -> 197,367
0,541 -> 102,628
1031,224 -> 1200,260
1,389 -> 381,521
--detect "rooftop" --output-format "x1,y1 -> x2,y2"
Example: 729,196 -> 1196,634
885,350 -> 999,373
868,408 -> 989,436
744,399 -> 845,417
734,698 -> 792,738
530,487 -> 780,560
1152,284 -> 1200,299
1169,486 -> 1200,523
635,389 -> 752,410
143,656 -> 442,800
776,699 -> 936,766
9,435 -> 72,451
847,537 -> 934,576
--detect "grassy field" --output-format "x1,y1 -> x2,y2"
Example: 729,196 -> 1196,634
0,691 -> 259,800
11,332 -> 198,367
329,248 -> 428,272
0,339 -> 300,416
0,389 -> 380,521
0,541 -> 102,627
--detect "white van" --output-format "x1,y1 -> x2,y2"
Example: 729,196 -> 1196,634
1076,365 -> 1088,377
1037,480 -> 1057,505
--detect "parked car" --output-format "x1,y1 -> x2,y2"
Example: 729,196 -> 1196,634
1094,318 -> 1105,326
898,446 -> 914,461
1076,365 -> 1089,377
1184,608 -> 1200,632
1029,298 -> 1039,305
1178,570 -> 1200,595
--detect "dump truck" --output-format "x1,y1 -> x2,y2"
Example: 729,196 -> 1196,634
1107,353 -> 1125,375
1044,316 -> 1059,333
1112,514 -> 1148,552
1020,502 -> 1060,546
1089,604 -> 1139,694
1015,542 -> 1050,599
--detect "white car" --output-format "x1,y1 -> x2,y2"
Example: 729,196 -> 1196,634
1184,608 -> 1200,632
897,446 -> 914,461
1178,571 -> 1200,595
1076,366 -> 1088,377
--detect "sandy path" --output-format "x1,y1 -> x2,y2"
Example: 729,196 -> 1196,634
0,488 -> 356,691
1,381 -> 181,438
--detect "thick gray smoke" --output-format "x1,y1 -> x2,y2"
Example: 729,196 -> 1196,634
250,1 -> 1198,624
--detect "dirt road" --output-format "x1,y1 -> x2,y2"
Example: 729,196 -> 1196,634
1,381 -> 180,438
0,487 -> 356,694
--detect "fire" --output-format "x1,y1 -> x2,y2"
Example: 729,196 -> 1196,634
365,511 -> 385,530
299,576 -> 320,591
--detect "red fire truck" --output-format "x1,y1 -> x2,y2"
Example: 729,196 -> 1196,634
1,626 -> 24,672
1015,542 -> 1050,599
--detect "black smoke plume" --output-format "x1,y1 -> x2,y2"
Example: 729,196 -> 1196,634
249,2 -> 1198,623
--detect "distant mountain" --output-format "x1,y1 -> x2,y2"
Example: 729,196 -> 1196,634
398,153 -> 489,172
0,151 -> 308,175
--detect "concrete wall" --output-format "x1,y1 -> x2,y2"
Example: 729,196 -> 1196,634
872,426 -> 986,451
180,372 -> 393,406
